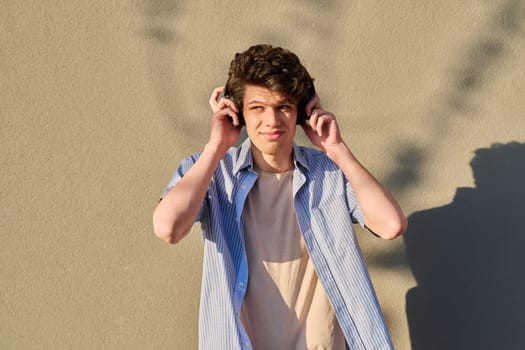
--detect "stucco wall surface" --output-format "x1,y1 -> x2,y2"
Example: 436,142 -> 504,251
2,1 -> 524,349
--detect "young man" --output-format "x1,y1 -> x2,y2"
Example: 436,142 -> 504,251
153,44 -> 407,349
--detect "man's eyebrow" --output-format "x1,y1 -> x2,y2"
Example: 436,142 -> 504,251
246,98 -> 294,105
246,100 -> 265,105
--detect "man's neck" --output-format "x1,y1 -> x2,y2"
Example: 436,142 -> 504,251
251,147 -> 294,173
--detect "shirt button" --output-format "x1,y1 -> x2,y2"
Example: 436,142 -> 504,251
238,281 -> 245,287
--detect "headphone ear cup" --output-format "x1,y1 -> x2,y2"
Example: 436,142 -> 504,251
238,110 -> 245,126
224,80 -> 245,126
296,108 -> 307,124
296,84 -> 316,124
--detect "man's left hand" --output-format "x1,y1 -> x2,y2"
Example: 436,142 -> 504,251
301,93 -> 343,153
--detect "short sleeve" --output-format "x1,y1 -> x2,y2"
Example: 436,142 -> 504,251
345,178 -> 366,227
159,152 -> 208,223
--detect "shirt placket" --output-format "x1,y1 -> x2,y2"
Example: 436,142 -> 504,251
232,171 -> 257,349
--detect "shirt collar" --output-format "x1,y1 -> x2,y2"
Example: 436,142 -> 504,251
233,138 -> 253,175
233,138 -> 311,175
292,143 -> 310,171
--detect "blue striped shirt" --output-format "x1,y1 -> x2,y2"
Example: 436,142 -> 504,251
163,139 -> 394,349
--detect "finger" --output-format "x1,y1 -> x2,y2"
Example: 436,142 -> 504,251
300,121 -> 316,139
212,86 -> 225,99
229,109 -> 240,127
209,86 -> 225,112
217,97 -> 239,113
316,115 -> 327,136
305,92 -> 321,117
216,107 -> 240,127
308,107 -> 328,131
308,107 -> 320,129
300,123 -> 312,142
316,113 -> 334,136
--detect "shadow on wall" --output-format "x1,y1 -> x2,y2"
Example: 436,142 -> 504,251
135,0 -> 181,43
445,0 -> 524,114
404,142 -> 525,350
132,0 -> 209,138
385,0 -> 524,198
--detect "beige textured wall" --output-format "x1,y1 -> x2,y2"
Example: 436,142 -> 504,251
2,1 -> 524,349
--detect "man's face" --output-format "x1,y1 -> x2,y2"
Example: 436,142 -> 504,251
242,84 -> 298,162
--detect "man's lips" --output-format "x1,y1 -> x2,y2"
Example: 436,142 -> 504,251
260,130 -> 284,140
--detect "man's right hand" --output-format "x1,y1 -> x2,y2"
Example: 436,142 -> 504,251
208,86 -> 242,153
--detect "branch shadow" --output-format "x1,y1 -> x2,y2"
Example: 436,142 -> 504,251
384,0 -> 524,199
133,0 -> 181,43
444,0 -> 524,114
131,0 -> 207,138
384,142 -> 427,195
404,142 -> 525,350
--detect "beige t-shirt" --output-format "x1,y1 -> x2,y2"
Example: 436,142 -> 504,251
240,169 -> 346,350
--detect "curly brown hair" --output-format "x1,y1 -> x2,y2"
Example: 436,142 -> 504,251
225,44 -> 314,112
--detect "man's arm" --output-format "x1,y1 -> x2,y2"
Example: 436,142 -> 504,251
325,142 -> 407,239
301,95 -> 407,240
153,144 -> 226,244
152,92 -> 241,244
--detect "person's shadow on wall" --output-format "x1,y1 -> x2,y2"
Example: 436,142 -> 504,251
405,142 -> 525,350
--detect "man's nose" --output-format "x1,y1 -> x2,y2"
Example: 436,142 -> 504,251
263,108 -> 281,125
